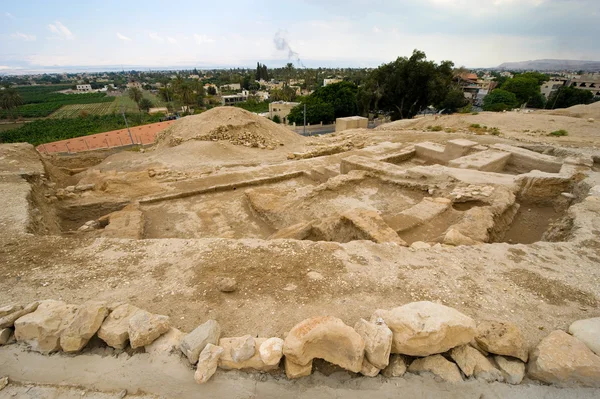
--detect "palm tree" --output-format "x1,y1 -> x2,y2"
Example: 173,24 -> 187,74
128,87 -> 143,112
177,82 -> 194,113
0,87 -> 23,120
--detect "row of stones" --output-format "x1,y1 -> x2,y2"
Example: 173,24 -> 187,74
1,300 -> 599,387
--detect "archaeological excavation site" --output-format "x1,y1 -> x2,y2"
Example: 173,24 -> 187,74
1,106 -> 600,398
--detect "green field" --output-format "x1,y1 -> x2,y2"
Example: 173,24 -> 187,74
48,92 -> 166,118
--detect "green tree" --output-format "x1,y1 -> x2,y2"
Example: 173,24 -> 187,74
128,87 -> 143,106
138,98 -> 153,113
207,86 -> 217,96
272,114 -> 281,124
287,97 -> 335,125
310,81 -> 358,118
547,86 -> 594,109
482,89 -> 519,111
437,88 -> 468,113
0,87 -> 24,120
501,76 -> 544,107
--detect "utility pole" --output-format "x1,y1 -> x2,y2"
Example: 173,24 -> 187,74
303,103 -> 306,136
121,105 -> 134,144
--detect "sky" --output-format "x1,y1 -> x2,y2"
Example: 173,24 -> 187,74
1,0 -> 599,74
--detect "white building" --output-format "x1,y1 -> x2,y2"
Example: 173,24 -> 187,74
323,78 -> 342,86
76,84 -> 92,92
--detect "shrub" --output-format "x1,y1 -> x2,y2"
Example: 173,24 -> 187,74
489,127 -> 501,136
429,125 -> 443,132
272,115 -> 281,124
549,129 -> 568,137
470,123 -> 481,129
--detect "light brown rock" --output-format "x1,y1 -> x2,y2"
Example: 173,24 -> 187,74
382,355 -> 408,377
528,330 -> 600,387
285,357 -> 313,379
0,304 -> 22,318
259,337 -> 284,366
97,304 -> 141,349
569,317 -> 600,356
194,343 -> 224,384
219,337 -> 279,371
0,302 -> 39,329
229,335 -> 255,362
361,358 -> 380,377
450,344 -> 503,382
495,355 -> 525,385
354,318 -> 393,369
283,316 -> 365,373
0,376 -> 7,391
408,354 -> 463,383
128,310 -> 170,349
0,328 -> 12,345
145,327 -> 185,355
373,301 -> 476,356
180,319 -> 221,364
475,320 -> 528,362
60,302 -> 108,352
14,300 -> 77,353
216,277 -> 237,293
443,229 -> 478,246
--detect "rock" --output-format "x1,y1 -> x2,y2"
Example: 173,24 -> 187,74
475,320 -> 528,362
0,304 -> 22,318
408,354 -> 463,383
495,355 -> 525,384
145,327 -> 185,355
117,390 -> 127,398
283,316 -> 365,373
228,334 -> 255,363
14,300 -> 77,353
219,337 -> 279,371
285,357 -> 313,379
194,343 -> 224,384
443,229 -> 478,246
0,302 -> 39,329
75,183 -> 95,192
128,310 -> 170,349
382,355 -> 408,377
216,277 -> 237,293
180,319 -> 221,364
450,344 -> 503,382
97,304 -> 142,349
259,337 -> 284,366
354,318 -> 393,369
588,118 -> 595,123
410,241 -> 431,249
60,302 -> 108,352
0,376 -> 7,391
0,328 -> 12,345
372,301 -> 476,356
361,358 -> 380,377
306,271 -> 324,281
569,317 -> 600,355
528,330 -> 600,387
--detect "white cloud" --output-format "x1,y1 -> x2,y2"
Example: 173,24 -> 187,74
48,21 -> 74,40
116,32 -> 131,41
372,26 -> 382,34
167,36 -> 177,44
5,12 -> 15,19
10,32 -> 36,41
148,32 -> 164,43
194,33 -> 215,44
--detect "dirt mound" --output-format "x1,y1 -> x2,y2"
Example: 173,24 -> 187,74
548,102 -> 600,119
156,107 -> 306,149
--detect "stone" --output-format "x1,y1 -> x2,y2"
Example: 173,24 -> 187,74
0,304 -> 22,318
216,277 -> 237,293
75,183 -> 95,192
128,310 -> 170,349
494,355 -> 525,384
382,355 -> 408,377
408,354 -> 463,383
361,358 -> 380,377
97,304 -> 142,349
180,320 -> 221,364
0,328 -> 12,345
14,300 -> 77,353
0,302 -> 39,329
354,318 -> 393,369
283,316 -> 365,373
219,337 -> 280,371
285,357 -> 313,379
528,330 -> 600,387
450,344 -> 503,382
410,241 -> 431,249
194,343 -> 224,384
475,320 -> 528,362
443,229 -> 478,246
145,327 -> 185,355
259,337 -> 284,366
0,376 -> 7,391
60,301 -> 108,352
569,317 -> 600,355
228,334 -> 255,362
372,301 -> 476,356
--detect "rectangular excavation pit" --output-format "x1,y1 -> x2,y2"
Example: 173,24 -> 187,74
55,200 -> 130,233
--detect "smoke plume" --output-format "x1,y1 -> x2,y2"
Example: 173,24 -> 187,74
273,30 -> 305,68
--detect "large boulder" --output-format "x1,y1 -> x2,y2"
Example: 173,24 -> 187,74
283,316 -> 365,373
60,302 -> 108,352
0,304 -> 22,318
0,302 -> 39,329
128,310 -> 170,349
259,337 -> 284,366
145,327 -> 185,355
495,355 -> 525,385
569,317 -> 600,355
228,335 -> 255,363
528,330 -> 600,387
0,328 -> 12,345
372,301 -> 476,356
14,300 -> 77,353
382,354 -> 408,377
354,318 -> 393,369
285,357 -> 313,379
475,320 -> 528,362
194,343 -> 224,384
360,358 -> 380,377
450,344 -> 503,382
408,354 -> 463,383
218,337 -> 280,371
180,319 -> 221,364
97,304 -> 142,349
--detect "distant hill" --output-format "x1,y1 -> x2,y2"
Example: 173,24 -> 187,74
497,59 -> 600,71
